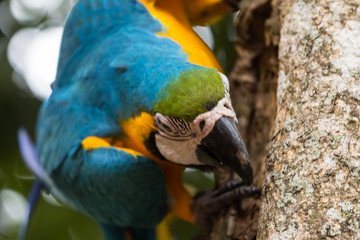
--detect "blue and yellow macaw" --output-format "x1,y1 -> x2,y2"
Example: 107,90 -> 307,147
19,0 -> 255,239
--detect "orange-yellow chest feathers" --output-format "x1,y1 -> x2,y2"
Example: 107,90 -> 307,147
137,0 -> 222,71
120,112 -> 194,223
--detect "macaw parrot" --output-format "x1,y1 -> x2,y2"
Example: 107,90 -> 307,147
18,0 -> 258,239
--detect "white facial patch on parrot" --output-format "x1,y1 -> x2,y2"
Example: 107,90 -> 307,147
154,97 -> 237,166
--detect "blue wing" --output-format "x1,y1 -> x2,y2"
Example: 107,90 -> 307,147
56,0 -> 162,78
56,146 -> 168,227
37,103 -> 168,228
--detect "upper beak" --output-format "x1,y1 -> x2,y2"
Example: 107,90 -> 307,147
198,117 -> 253,185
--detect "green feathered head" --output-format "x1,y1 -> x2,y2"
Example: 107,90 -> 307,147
154,68 -> 225,121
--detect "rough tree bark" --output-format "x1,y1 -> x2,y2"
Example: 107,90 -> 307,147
210,0 -> 280,239
258,1 -> 360,239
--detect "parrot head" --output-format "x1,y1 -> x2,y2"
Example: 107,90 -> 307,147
148,68 -> 253,185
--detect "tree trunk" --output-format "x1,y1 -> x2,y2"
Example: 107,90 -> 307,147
258,0 -> 360,239
210,0 -> 280,239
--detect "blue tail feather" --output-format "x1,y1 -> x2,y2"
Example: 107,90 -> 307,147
18,180 -> 44,240
101,223 -> 156,240
17,129 -> 45,240
129,227 -> 156,240
17,128 -> 45,182
100,223 -> 127,240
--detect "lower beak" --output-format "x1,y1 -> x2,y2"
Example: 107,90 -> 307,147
198,117 -> 253,185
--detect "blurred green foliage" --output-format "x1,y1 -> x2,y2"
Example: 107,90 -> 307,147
0,0 -> 236,238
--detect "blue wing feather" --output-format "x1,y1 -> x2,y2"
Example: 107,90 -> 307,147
49,146 -> 168,227
56,0 -> 163,87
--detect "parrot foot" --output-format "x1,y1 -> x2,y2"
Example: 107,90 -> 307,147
191,181 -> 260,240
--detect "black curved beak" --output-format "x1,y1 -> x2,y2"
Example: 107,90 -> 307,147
197,117 -> 253,185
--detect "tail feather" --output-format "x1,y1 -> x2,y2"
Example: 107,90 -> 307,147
18,180 -> 44,240
17,128 -> 45,182
100,223 -> 156,240
129,228 -> 156,240
17,129 -> 45,240
100,223 -> 127,240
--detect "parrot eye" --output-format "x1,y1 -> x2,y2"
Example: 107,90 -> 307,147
223,102 -> 231,110
199,120 -> 205,130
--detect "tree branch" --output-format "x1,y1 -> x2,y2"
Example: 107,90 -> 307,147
258,0 -> 360,238
210,0 -> 280,239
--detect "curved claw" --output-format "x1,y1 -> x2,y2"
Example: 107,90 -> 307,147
191,181 -> 260,240
212,180 -> 245,197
